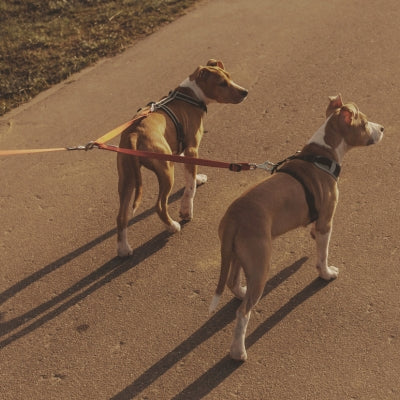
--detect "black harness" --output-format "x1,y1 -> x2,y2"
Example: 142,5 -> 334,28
273,154 -> 341,223
146,90 -> 207,153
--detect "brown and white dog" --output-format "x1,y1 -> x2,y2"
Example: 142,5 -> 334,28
117,59 -> 248,257
209,94 -> 384,361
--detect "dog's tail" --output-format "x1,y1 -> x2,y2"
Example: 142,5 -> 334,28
209,216 -> 236,314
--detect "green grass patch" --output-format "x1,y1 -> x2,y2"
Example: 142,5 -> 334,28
0,0 -> 200,116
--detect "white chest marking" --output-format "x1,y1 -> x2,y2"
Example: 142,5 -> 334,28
308,115 -> 348,164
307,117 -> 331,149
180,78 -> 213,104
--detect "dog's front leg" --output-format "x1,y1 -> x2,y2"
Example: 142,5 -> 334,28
180,147 -> 207,221
314,227 -> 339,280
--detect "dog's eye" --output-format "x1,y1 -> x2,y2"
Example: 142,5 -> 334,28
219,81 -> 228,87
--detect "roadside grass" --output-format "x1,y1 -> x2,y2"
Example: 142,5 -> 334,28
0,0 -> 199,116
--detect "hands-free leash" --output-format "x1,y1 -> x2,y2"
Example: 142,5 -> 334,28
0,86 -> 282,173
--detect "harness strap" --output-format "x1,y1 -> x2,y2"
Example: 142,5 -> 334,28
277,168 -> 318,223
147,90 -> 207,153
154,103 -> 185,153
296,155 -> 341,180
172,90 -> 207,112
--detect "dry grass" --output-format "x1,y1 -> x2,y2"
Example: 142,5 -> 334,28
0,0 -> 199,116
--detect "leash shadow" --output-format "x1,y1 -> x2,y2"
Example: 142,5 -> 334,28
0,188 -> 186,347
109,257 -> 308,400
0,187 -> 185,307
172,277 -> 330,400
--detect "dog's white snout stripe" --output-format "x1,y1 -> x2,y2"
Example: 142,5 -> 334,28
368,121 -> 384,143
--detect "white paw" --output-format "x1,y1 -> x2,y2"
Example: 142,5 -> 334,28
318,265 -> 339,280
230,345 -> 248,361
233,286 -> 247,300
180,199 -> 193,221
117,242 -> 133,258
196,174 -> 207,186
166,220 -> 181,233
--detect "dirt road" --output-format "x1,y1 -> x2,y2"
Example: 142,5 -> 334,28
1,0 -> 399,399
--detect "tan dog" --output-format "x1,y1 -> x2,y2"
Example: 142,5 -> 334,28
209,95 -> 384,361
117,59 -> 248,257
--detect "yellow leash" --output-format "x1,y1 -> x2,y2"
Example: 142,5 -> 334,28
0,116 -> 141,156
0,147 -> 68,156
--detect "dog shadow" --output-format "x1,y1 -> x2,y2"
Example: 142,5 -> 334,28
172,276 -> 330,400
0,188 -> 185,347
109,257 -> 331,400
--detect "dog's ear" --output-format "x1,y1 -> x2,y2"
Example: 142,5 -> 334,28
190,66 -> 206,81
206,59 -> 225,69
328,94 -> 343,109
196,67 -> 210,81
339,104 -> 358,126
326,94 -> 343,117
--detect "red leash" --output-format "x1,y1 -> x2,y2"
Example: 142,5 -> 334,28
96,142 -> 253,172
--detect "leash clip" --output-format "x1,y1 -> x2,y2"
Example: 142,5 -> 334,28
66,142 -> 99,151
250,160 -> 277,172
66,145 -> 87,151
84,141 -> 100,151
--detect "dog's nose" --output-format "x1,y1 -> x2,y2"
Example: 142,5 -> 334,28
380,125 -> 384,133
241,89 -> 248,97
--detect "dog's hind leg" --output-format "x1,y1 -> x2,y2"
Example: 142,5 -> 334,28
227,257 -> 247,300
116,154 -> 140,257
230,237 -> 271,361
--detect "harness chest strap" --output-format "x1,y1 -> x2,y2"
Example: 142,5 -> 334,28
273,154 -> 341,223
277,168 -> 319,223
147,90 -> 207,153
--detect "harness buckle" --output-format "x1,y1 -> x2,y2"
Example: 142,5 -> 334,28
229,163 -> 243,172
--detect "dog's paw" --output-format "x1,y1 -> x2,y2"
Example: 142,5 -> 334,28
232,285 -> 247,300
179,200 -> 193,221
196,174 -> 207,186
167,220 -> 181,233
318,265 -> 339,280
117,242 -> 133,258
230,345 -> 248,362
179,209 -> 193,221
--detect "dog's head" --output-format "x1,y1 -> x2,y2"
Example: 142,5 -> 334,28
326,94 -> 384,147
188,59 -> 248,104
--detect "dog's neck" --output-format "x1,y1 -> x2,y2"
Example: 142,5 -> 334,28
306,115 -> 349,164
179,77 -> 214,105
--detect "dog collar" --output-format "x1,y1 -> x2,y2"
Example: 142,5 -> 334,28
170,90 -> 208,112
271,153 -> 340,180
296,155 -> 341,180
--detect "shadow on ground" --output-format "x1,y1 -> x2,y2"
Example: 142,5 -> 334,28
110,256 -> 330,400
